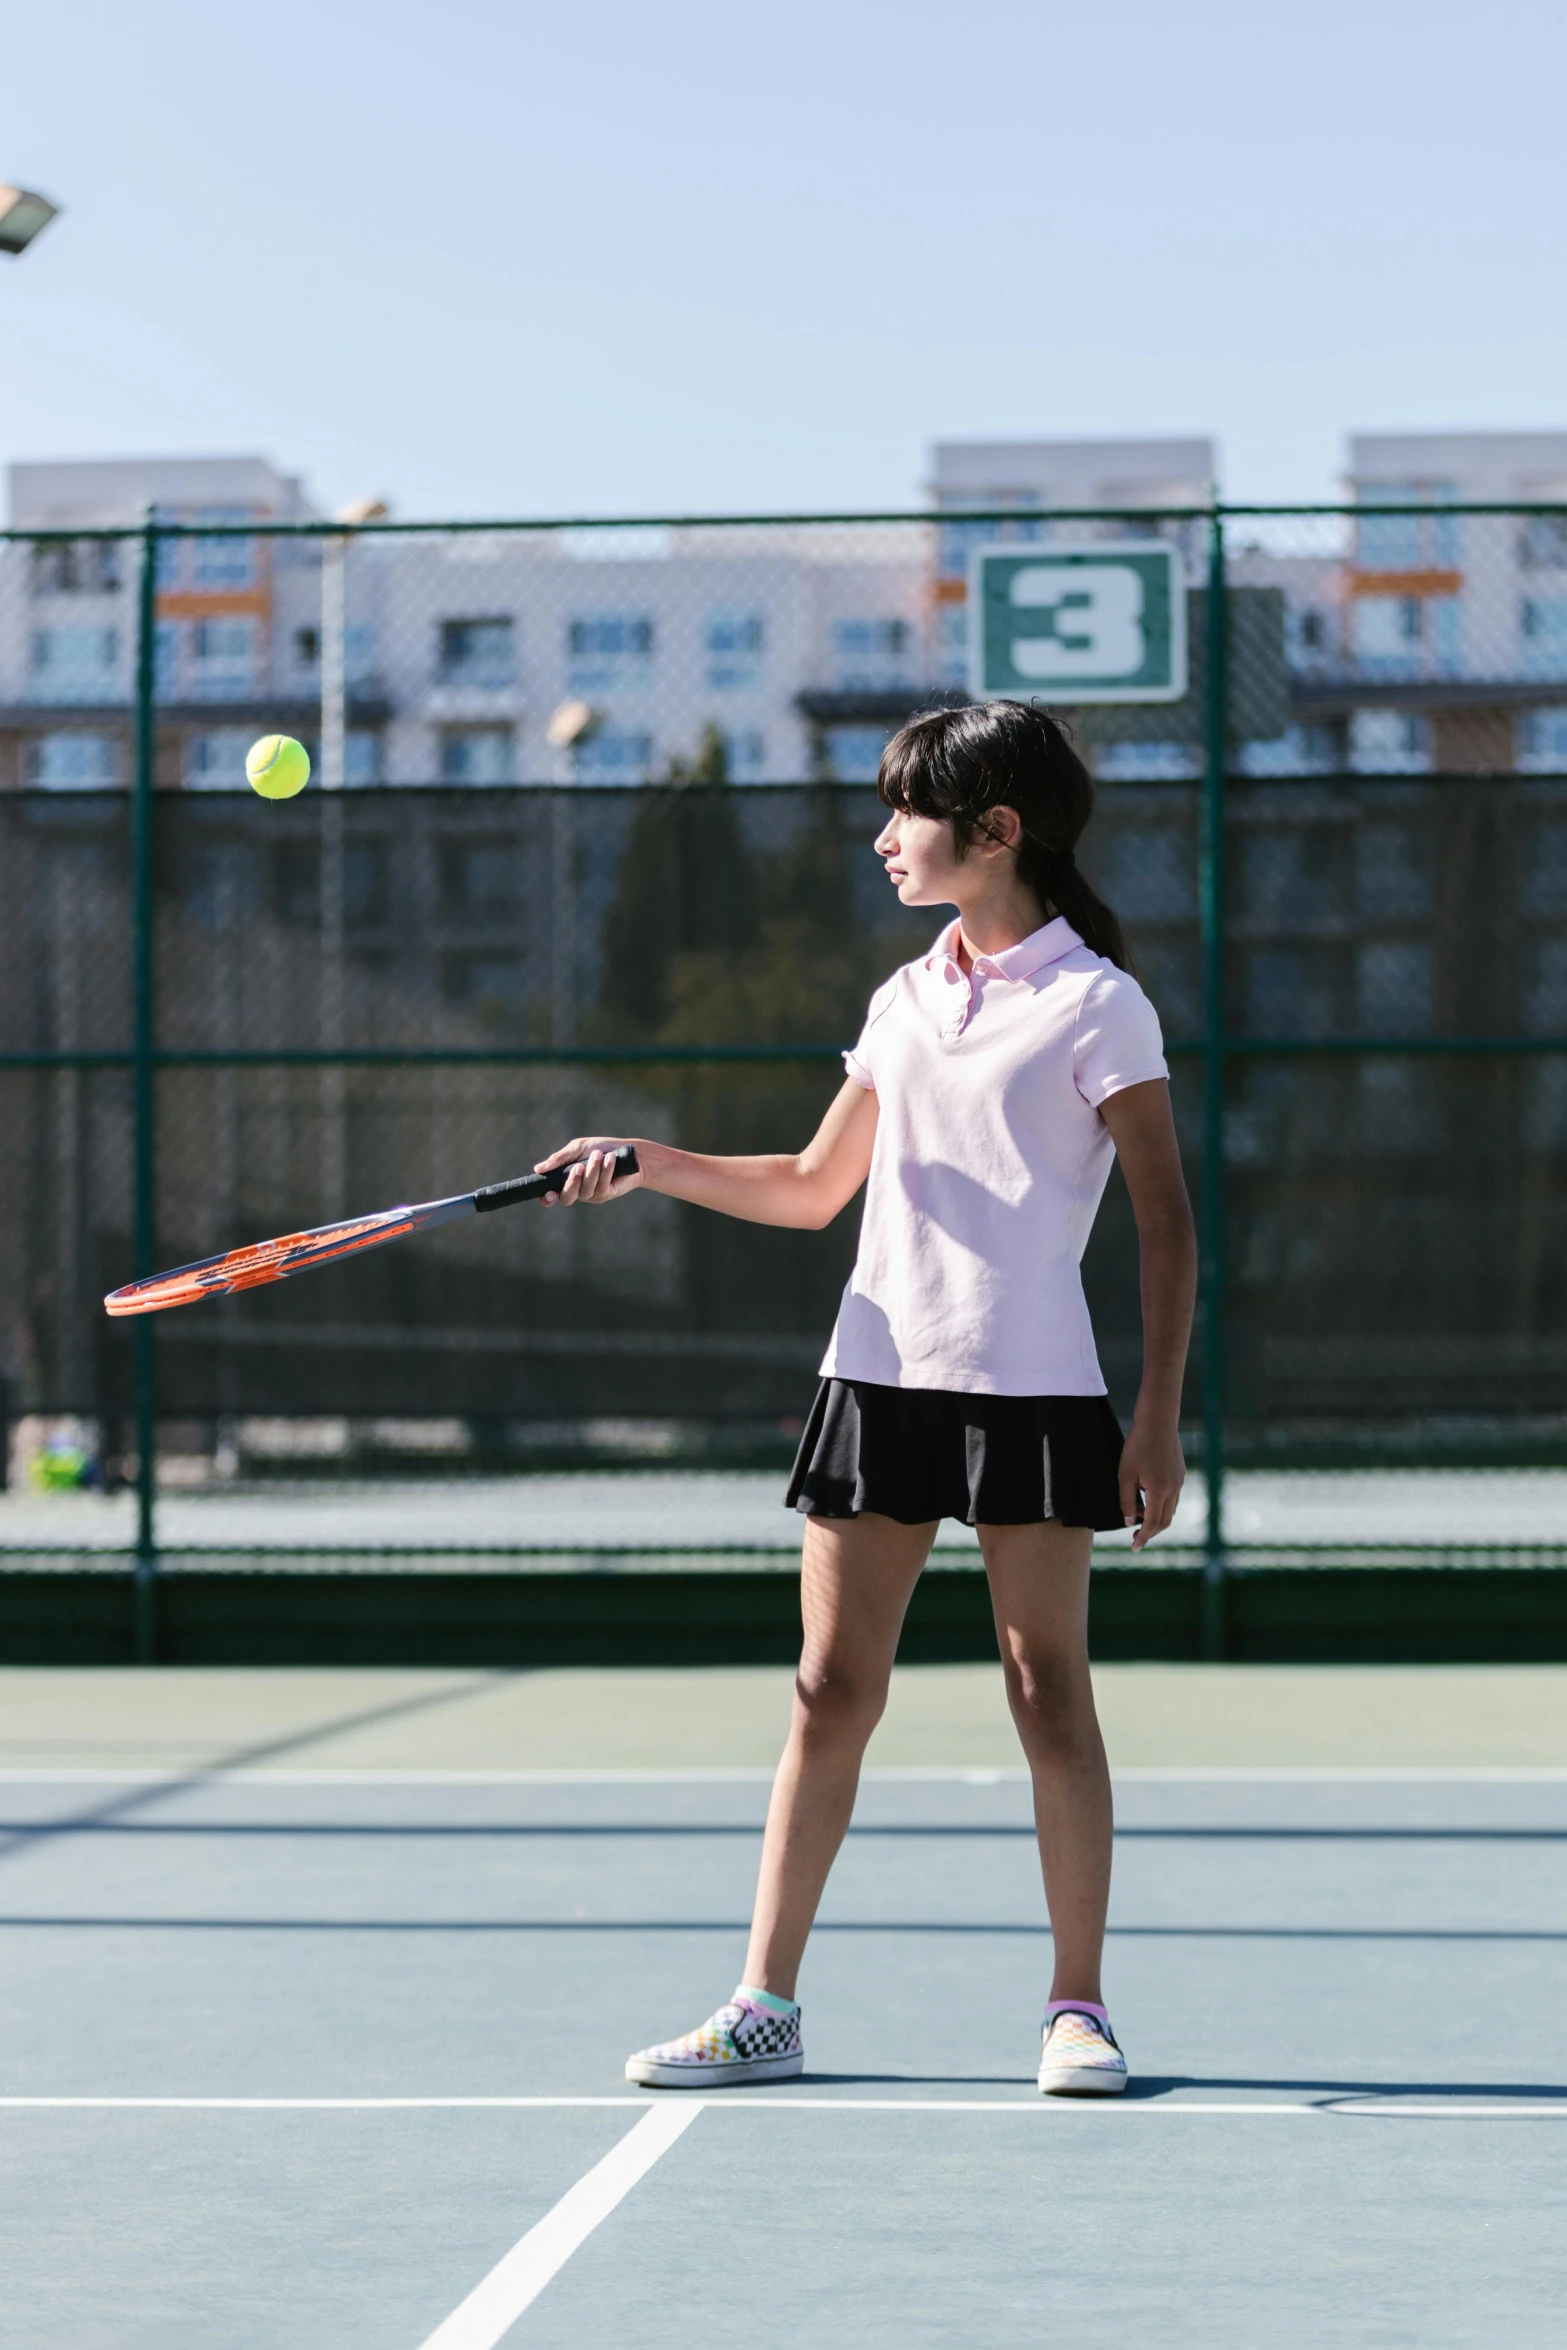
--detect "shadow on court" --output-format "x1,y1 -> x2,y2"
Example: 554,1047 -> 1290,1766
0,1768 -> 1563,2345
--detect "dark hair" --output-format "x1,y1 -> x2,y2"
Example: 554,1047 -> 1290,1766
877,700 -> 1130,971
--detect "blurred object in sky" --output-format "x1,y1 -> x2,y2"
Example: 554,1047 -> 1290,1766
0,185 -> 59,257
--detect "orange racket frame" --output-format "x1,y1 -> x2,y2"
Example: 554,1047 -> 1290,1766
103,1147 -> 638,1318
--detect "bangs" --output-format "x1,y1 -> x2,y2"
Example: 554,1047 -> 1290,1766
875,709 -> 977,817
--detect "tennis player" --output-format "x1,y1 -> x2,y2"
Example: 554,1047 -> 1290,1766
535,699 -> 1196,2096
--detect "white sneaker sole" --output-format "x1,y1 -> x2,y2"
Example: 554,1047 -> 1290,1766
626,2050 -> 804,2090
1038,2064 -> 1128,2096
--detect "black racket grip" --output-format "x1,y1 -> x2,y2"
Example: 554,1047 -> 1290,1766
473,1144 -> 640,1212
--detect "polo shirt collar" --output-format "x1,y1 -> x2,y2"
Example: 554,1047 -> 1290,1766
926,914 -> 1082,981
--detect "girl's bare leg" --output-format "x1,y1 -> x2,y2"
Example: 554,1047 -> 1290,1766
742,1512 -> 934,1998
979,1522 -> 1112,2005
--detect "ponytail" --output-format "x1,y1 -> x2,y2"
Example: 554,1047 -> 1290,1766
1021,847 -> 1130,974
877,701 -> 1131,972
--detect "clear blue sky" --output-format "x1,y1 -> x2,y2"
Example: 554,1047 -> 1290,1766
4,0 -> 1564,518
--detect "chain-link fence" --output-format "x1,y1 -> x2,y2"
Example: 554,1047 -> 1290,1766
4,502 -> 1567,1638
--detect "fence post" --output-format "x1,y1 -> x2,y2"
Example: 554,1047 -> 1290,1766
1198,507 -> 1229,1660
130,512 -> 160,1661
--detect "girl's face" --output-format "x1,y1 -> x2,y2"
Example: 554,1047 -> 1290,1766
873,805 -> 968,907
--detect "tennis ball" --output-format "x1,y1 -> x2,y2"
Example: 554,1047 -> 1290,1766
245,734 -> 311,800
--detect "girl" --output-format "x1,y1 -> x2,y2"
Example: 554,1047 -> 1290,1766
534,699 -> 1196,2097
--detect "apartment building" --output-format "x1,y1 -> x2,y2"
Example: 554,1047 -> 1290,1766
1224,432 -> 1567,777
1,459 -> 933,790
1340,432 -> 1567,774
1,457 -> 324,790
359,527 -> 931,787
4,436 -> 1567,790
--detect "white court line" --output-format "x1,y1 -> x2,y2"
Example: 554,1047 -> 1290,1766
414,2103 -> 700,2350
5,2096 -> 1567,2121
2,1765 -> 1567,1786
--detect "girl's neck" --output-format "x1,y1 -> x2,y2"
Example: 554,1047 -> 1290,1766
952,886 -> 1050,973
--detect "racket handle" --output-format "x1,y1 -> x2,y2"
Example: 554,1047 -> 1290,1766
474,1144 -> 640,1213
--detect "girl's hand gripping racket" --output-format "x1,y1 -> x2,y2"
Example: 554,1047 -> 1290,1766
102,1146 -> 640,1318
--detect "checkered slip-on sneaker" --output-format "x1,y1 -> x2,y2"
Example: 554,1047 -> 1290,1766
625,1994 -> 804,2089
1037,2006 -> 1128,2096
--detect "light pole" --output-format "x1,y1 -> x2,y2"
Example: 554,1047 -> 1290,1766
319,496 -> 389,1216
0,186 -> 59,257
541,701 -> 600,1237
543,700 -> 600,1049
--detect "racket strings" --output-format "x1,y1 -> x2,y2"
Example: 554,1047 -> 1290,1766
104,1210 -> 417,1316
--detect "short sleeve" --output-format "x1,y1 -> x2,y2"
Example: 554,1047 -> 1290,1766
843,975 -> 898,1091
1073,967 -> 1168,1109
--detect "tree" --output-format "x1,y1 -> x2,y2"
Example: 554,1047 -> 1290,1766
594,726 -> 759,1036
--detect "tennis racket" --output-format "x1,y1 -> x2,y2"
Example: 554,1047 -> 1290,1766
102,1145 -> 639,1319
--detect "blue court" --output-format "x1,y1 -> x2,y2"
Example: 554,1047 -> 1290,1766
1,1761 -> 1564,2345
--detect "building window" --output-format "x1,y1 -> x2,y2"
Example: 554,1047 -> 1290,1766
1244,948 -> 1334,1037
1523,939 -> 1567,1034
184,729 -> 255,788
440,953 -> 523,1020
438,841 -> 520,922
439,617 -> 516,686
1350,592 -> 1461,680
1085,827 -> 1196,921
191,508 -> 258,588
1431,596 -> 1463,674
831,617 -> 913,690
299,623 -> 376,682
820,723 -> 892,783
189,618 -> 260,700
346,842 -> 390,925
1519,820 -> 1567,913
1352,595 -> 1423,674
1355,1059 -> 1437,1153
1354,482 -> 1459,570
706,613 -> 764,689
1238,830 -> 1340,923
1355,824 -> 1432,918
573,728 -> 653,781
1349,711 -> 1432,773
1523,1060 -> 1567,1150
1239,724 -> 1342,777
1518,708 -> 1567,773
31,626 -> 119,703
30,539 -> 121,596
1288,605 -> 1334,669
935,509 -> 1051,586
27,731 -> 119,787
1094,742 -> 1200,781
1520,516 -> 1567,570
567,614 -> 654,689
440,725 -> 514,784
1357,942 -> 1433,1033
345,729 -> 381,785
721,729 -> 767,780
1521,599 -> 1567,681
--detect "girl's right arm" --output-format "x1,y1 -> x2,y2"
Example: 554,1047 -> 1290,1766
532,1077 -> 878,1231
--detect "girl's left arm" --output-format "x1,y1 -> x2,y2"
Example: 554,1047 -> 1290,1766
1097,1079 -> 1197,1549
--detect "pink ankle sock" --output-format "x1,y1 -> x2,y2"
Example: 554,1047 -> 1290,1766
1044,1999 -> 1109,2024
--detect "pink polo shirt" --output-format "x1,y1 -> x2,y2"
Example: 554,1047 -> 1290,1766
821,915 -> 1168,1397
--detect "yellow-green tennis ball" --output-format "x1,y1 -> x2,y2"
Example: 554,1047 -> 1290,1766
245,734 -> 311,800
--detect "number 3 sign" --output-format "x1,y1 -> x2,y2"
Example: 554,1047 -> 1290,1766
969,543 -> 1187,703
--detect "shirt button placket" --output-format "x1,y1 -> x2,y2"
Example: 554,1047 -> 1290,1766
944,962 -> 971,1043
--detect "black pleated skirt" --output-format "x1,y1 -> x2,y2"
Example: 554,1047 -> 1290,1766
785,1378 -> 1127,1531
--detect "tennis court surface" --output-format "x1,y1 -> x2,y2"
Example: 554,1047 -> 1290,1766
2,1669 -> 1565,2347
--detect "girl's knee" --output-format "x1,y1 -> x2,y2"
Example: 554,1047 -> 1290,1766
792,1654 -> 889,1746
1002,1647 -> 1096,1753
